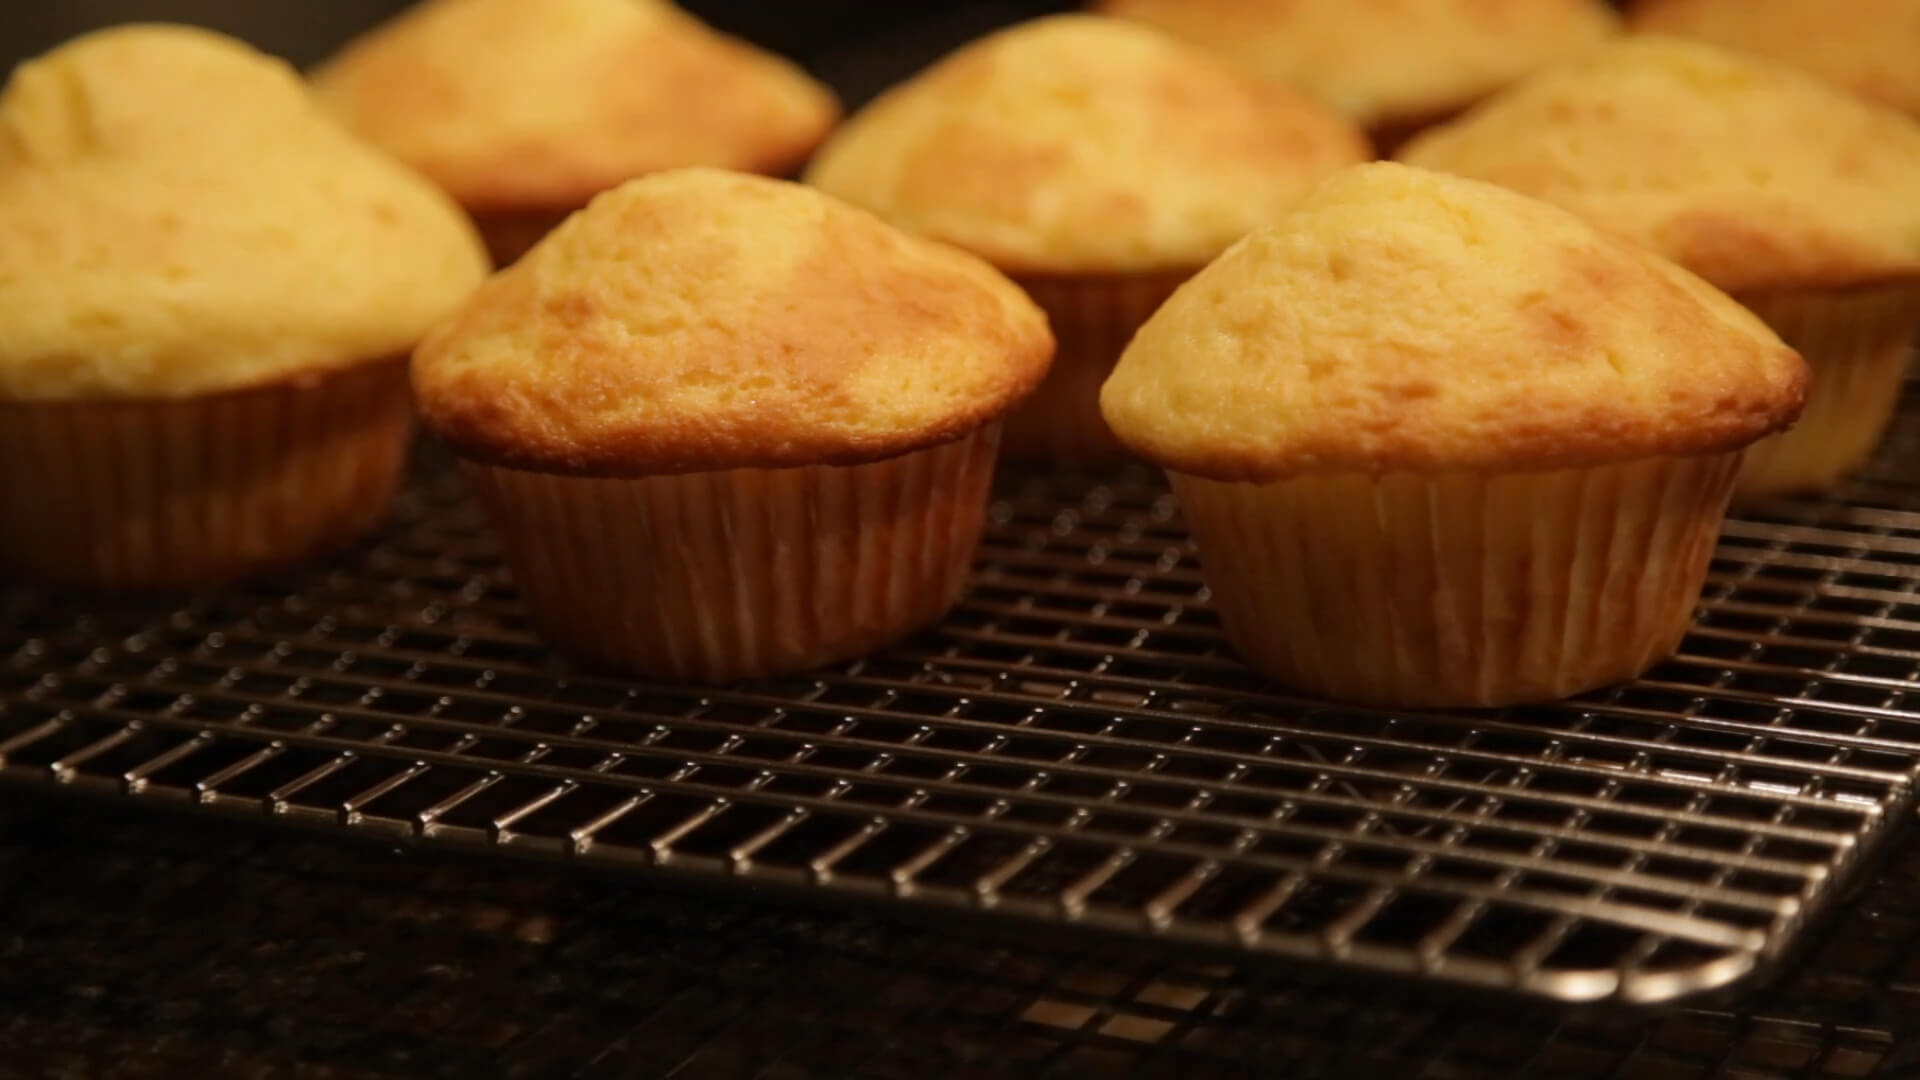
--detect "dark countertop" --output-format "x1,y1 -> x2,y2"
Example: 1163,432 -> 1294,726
1,791 -> 1916,1078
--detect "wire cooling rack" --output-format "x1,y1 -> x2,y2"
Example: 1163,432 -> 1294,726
6,399 -> 1920,1008
2,793 -> 1914,1078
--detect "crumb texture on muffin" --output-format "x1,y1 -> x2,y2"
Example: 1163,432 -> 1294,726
1099,163 -> 1806,481
311,0 -> 840,211
412,168 -> 1054,475
1092,0 -> 1619,128
804,14 -> 1369,275
1399,37 -> 1920,294
0,24 -> 488,401
1631,0 -> 1920,117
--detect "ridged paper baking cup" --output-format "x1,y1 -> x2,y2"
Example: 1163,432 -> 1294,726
1172,453 -> 1743,707
1369,108 -> 1459,159
472,207 -> 574,268
1737,285 -> 1920,498
1007,271 -> 1189,463
466,425 -> 1001,683
0,360 -> 412,590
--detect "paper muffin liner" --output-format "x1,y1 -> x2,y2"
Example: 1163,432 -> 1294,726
1171,452 -> 1743,707
1006,271 -> 1189,463
0,360 -> 412,590
472,207 -> 576,267
1369,109 -> 1459,159
1734,285 -> 1920,498
464,425 -> 1001,683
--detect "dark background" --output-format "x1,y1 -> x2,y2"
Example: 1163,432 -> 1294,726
0,1 -> 1076,107
1,1 -> 1636,108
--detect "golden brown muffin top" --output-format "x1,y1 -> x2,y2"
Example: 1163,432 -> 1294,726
310,0 -> 840,213
1632,0 -> 1920,117
1092,0 -> 1619,129
1100,164 -> 1805,482
803,15 -> 1369,275
0,24 -> 488,402
1398,37 -> 1920,295
412,169 -> 1054,475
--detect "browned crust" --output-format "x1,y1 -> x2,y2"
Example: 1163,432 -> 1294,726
414,273 -> 1053,478
1110,363 -> 1807,483
411,173 -> 1056,477
1099,166 -> 1814,484
420,380 -> 1040,478
311,0 -> 841,215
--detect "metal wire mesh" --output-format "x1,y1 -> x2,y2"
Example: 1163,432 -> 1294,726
1,793 -> 1915,1078
6,397 -> 1920,1007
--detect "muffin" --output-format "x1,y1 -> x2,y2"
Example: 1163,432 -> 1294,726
0,25 -> 487,590
1091,0 -> 1619,149
311,0 -> 840,266
805,15 -> 1366,462
1631,0 -> 1920,118
1400,37 -> 1920,497
412,168 -> 1052,682
1101,163 -> 1805,708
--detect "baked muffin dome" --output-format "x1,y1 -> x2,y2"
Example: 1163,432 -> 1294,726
1399,37 -> 1920,295
804,14 -> 1369,276
0,24 -> 487,590
1101,163 -> 1805,480
1631,0 -> 1920,118
415,168 -> 1051,682
310,0 -> 840,213
1092,0 -> 1619,131
0,23 -> 487,400
1400,36 -> 1920,497
413,168 -> 1054,474
1100,163 -> 1803,707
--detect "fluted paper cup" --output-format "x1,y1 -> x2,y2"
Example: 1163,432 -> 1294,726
1005,271 -> 1189,463
1172,452 -> 1743,707
1736,285 -> 1919,498
465,425 -> 1001,683
0,360 -> 412,590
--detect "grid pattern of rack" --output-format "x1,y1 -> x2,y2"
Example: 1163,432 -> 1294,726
2,793 -> 1916,1078
7,401 -> 1920,1007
